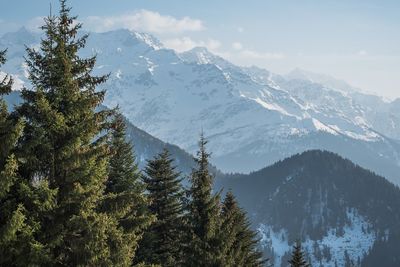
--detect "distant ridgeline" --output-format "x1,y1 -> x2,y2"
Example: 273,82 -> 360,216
216,150 -> 400,266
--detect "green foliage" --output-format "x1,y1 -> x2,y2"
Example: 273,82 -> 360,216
103,111 -> 154,265
13,1 -> 130,265
288,240 -> 310,267
136,148 -> 185,266
185,133 -> 224,266
0,50 -> 57,266
1,2 -> 267,266
220,191 -> 266,267
0,50 -> 12,96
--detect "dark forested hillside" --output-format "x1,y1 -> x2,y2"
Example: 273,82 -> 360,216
123,118 -> 195,174
216,150 -> 400,266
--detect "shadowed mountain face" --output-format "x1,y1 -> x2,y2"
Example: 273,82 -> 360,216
216,150 -> 400,266
123,117 -> 196,175
4,91 -> 197,175
2,28 -> 400,185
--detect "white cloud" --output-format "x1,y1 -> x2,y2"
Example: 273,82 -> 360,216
237,27 -> 244,33
164,38 -> 284,63
26,16 -> 46,32
84,10 -> 205,34
163,37 -> 221,52
357,50 -> 367,56
26,16 -> 81,33
232,42 -> 243,50
240,49 -> 285,60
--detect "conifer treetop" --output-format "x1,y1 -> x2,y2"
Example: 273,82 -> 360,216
288,240 -> 310,267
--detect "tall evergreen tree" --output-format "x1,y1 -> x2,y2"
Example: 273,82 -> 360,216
136,148 -> 185,266
288,240 -> 310,267
221,191 -> 266,267
185,133 -> 223,266
0,50 -> 57,266
14,1 -> 135,265
103,111 -> 153,265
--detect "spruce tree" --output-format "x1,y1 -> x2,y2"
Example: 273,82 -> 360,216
221,191 -> 266,267
103,111 -> 153,265
288,240 -> 310,267
185,133 -> 223,266
14,1 -> 133,265
0,50 -> 57,266
136,148 -> 185,266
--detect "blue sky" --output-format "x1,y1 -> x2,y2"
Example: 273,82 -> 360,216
1,0 -> 400,98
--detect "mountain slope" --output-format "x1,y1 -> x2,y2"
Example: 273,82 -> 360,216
253,66 -> 400,143
85,30 -> 400,185
2,28 -> 400,185
216,150 -> 400,267
285,68 -> 359,94
4,91 -> 196,174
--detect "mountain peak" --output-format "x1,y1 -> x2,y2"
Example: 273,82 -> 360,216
189,46 -> 210,53
16,26 -> 30,34
131,31 -> 163,50
286,68 -> 359,93
179,46 -> 236,70
286,68 -> 315,81
1,27 -> 38,45
95,29 -> 163,50
180,46 -> 218,65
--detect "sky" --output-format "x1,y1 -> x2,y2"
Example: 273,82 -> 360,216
1,0 -> 400,98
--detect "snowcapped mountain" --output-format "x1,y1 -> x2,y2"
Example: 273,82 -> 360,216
3,28 -> 400,266
2,28 -> 400,185
216,150 -> 400,267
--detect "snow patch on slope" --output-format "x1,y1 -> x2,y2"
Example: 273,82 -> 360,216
258,209 -> 375,267
258,224 -> 290,267
252,96 -> 293,117
312,118 -> 338,135
132,32 -> 163,50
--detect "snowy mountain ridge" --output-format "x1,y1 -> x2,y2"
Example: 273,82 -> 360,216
2,28 -> 400,184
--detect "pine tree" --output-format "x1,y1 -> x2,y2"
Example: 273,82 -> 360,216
185,133 -> 223,266
0,50 -> 57,266
218,191 -> 237,266
14,1 -> 132,265
136,148 -> 185,266
221,191 -> 266,267
288,240 -> 310,267
0,50 -> 12,96
103,111 -> 154,265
